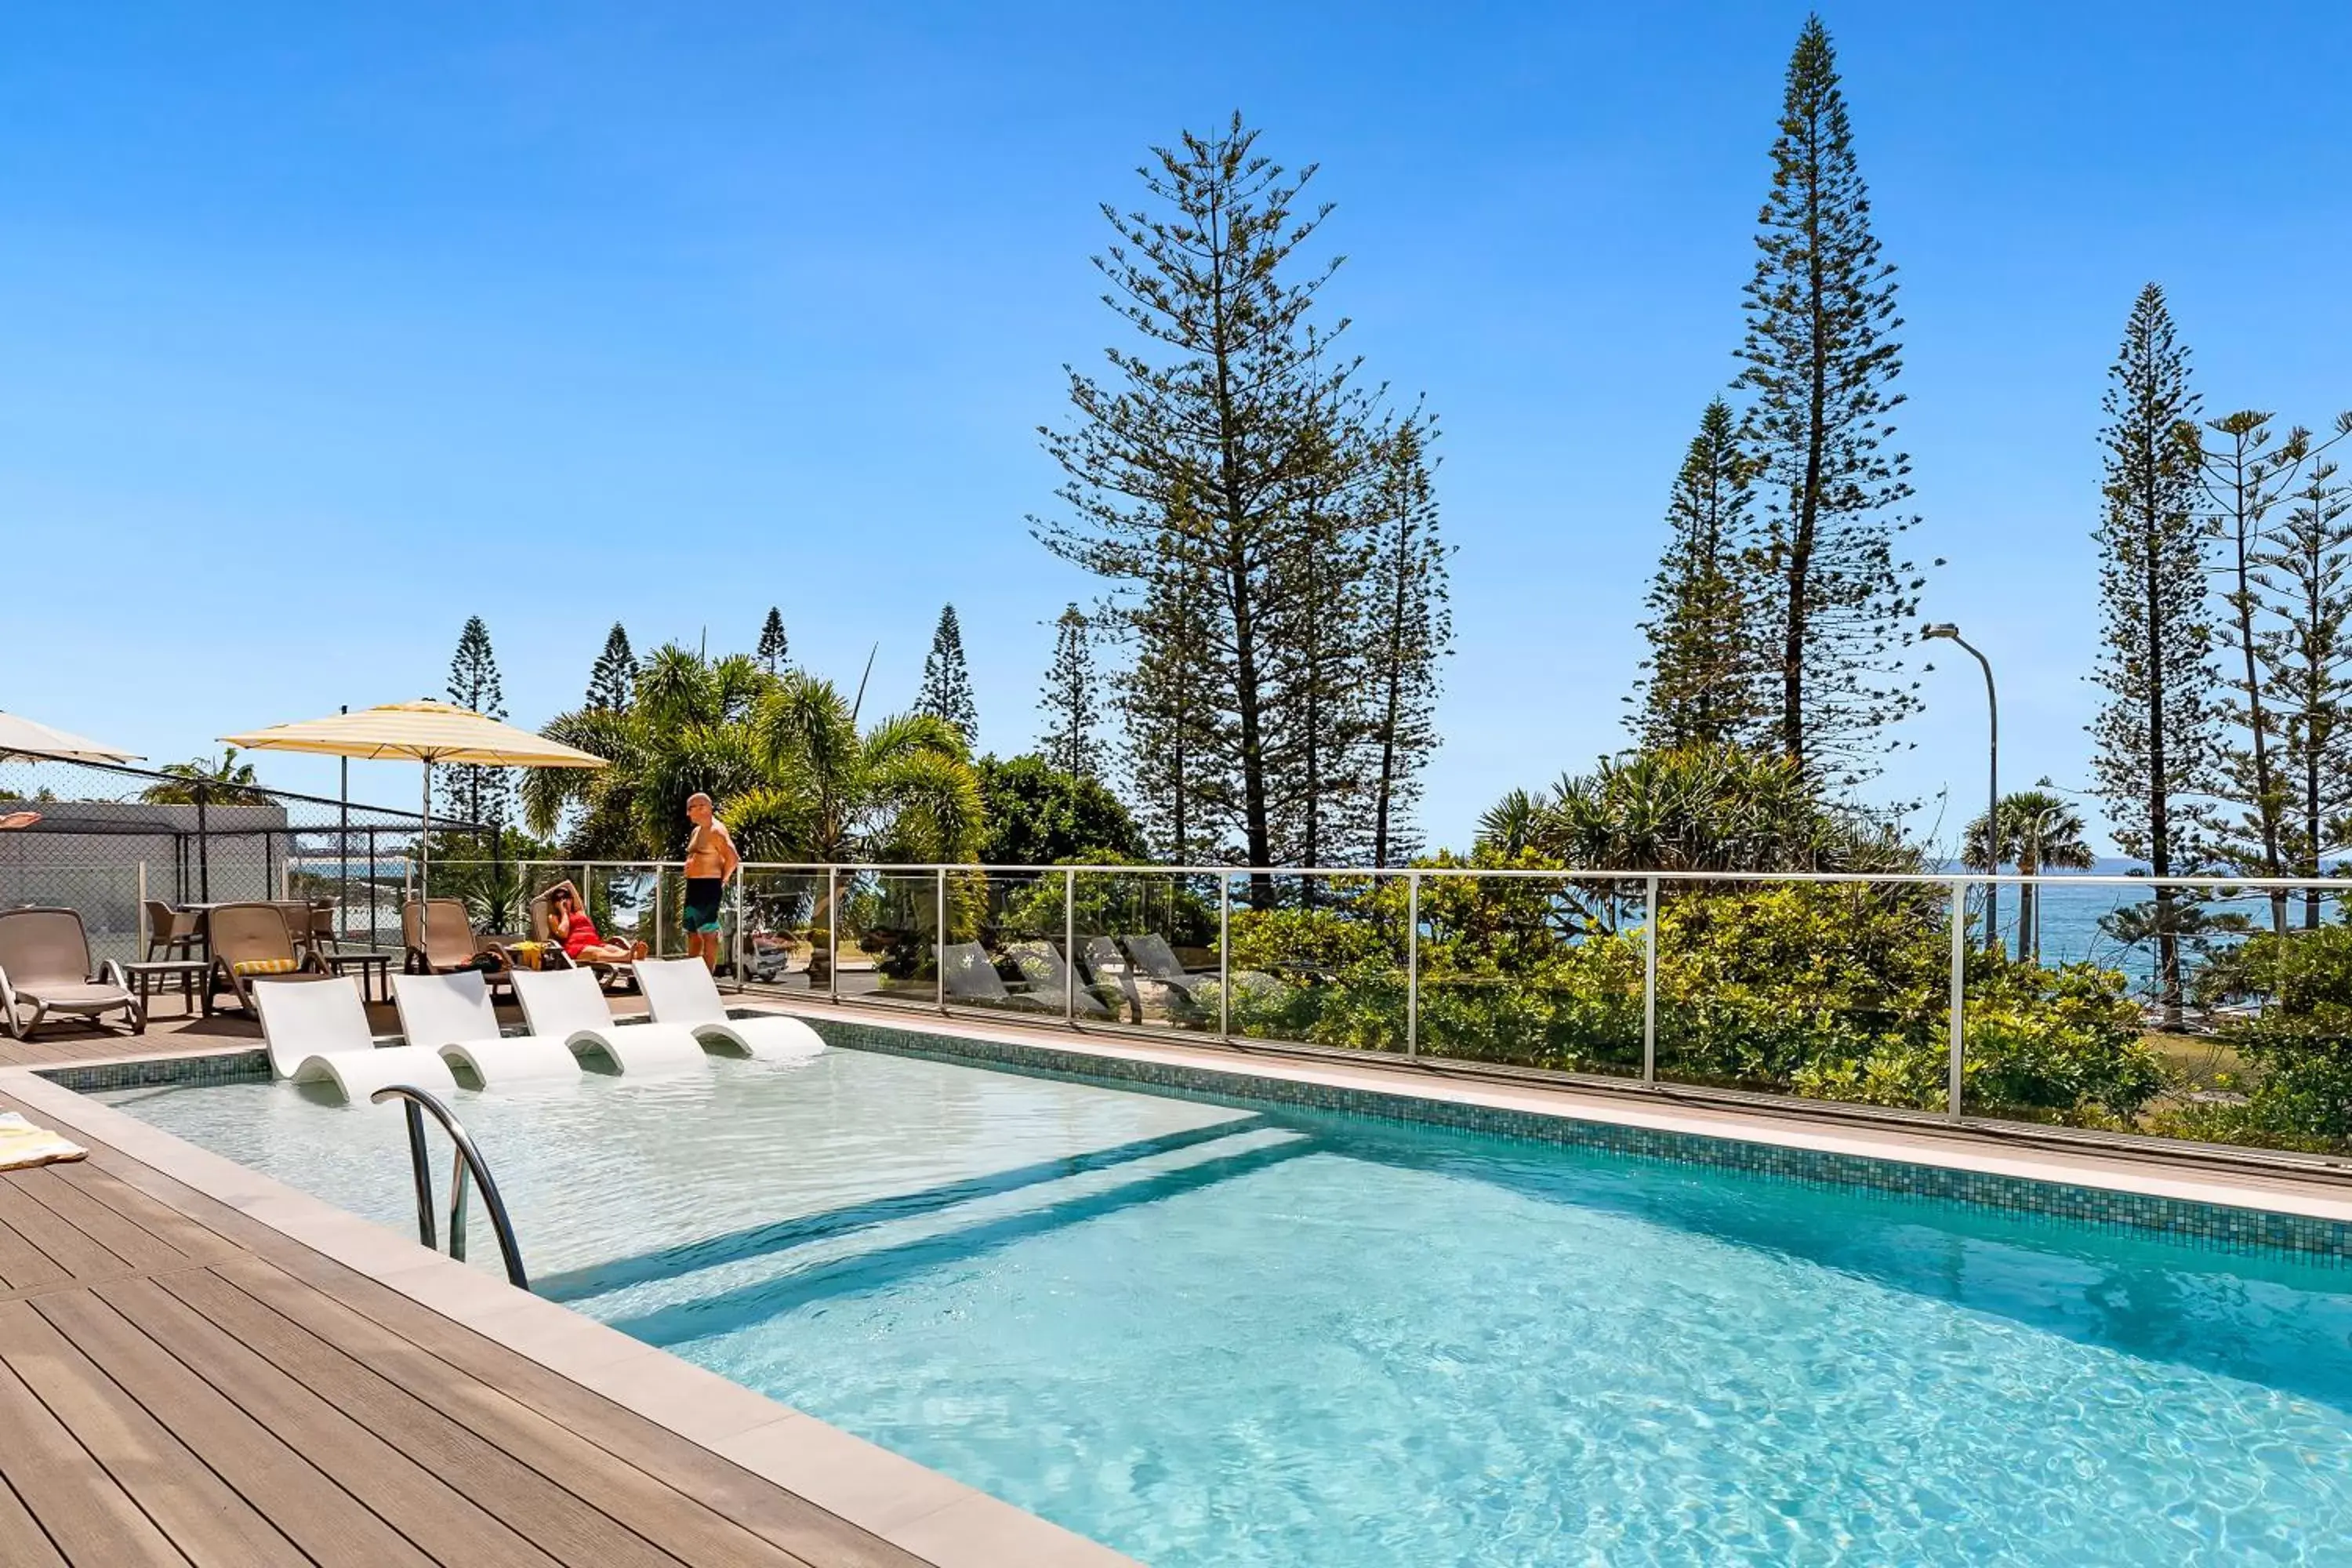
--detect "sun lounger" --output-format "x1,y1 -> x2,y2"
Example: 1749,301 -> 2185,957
633,959 -> 825,1059
1120,932 -> 1213,987
1000,940 -> 1114,1018
1123,931 -> 1284,1008
1078,935 -> 1147,1022
510,967 -> 710,1074
942,941 -> 1063,1012
204,902 -> 327,1016
402,898 -> 515,994
0,908 -> 142,1040
390,971 -> 581,1087
253,975 -> 456,1103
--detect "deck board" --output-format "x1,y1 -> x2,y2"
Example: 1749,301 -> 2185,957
100,1272 -> 572,1568
159,1265 -> 751,1568
13,1166 -> 211,1273
245,1247 -> 929,1568
0,1467 -> 69,1568
33,1284 -> 440,1568
49,1160 -> 234,1262
0,1350 -> 189,1565
0,1074 -> 949,1568
218,1254 -> 820,1568
0,1182 -> 134,1279
0,1298 -> 308,1568
0,1213 -> 74,1293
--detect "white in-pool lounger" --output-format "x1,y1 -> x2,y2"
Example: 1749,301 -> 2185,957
390,971 -> 581,1087
252,976 -> 457,1103
633,958 -> 826,1060
509,967 -> 710,1074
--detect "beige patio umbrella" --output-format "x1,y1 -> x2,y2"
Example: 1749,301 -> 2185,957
0,710 -> 142,764
220,701 -> 604,880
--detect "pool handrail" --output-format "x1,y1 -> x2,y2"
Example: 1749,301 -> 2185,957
367,1083 -> 529,1289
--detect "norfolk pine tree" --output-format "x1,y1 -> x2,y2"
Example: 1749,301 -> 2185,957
2089,285 -> 2213,1027
444,615 -> 512,827
1363,416 -> 1450,866
1735,15 -> 1925,785
587,622 -> 637,713
1040,604 -> 1101,781
757,608 -> 789,674
1263,372 -> 1380,872
2253,413 -> 2352,927
1036,114 -> 1370,881
2202,411 -> 2308,933
1118,511 -> 1236,861
918,604 -> 980,742
1630,397 -> 1770,752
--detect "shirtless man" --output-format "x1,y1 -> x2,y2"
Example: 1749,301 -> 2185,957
682,793 -> 738,972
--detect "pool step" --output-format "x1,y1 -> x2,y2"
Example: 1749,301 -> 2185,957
583,1126 -> 1316,1341
535,1115 -> 1269,1304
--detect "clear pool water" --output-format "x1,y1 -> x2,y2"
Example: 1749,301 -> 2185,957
101,1046 -> 2352,1566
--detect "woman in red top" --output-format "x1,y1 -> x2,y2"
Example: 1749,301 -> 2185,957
543,883 -> 648,964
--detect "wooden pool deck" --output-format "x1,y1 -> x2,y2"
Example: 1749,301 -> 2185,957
0,1001 -> 1134,1568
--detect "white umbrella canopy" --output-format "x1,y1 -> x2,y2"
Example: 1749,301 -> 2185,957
0,710 -> 142,764
220,701 -> 604,877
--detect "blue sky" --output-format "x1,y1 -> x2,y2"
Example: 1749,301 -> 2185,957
5,2 -> 2349,852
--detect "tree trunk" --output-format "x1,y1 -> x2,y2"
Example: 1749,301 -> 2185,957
2309,746 -> 2325,930
1780,114 -> 1830,775
2232,529 -> 2288,937
2145,477 -> 2182,1028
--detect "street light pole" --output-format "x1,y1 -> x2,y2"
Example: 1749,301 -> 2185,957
1924,623 -> 1998,955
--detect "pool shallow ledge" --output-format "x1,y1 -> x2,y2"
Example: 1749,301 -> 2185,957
0,1061 -> 1142,1568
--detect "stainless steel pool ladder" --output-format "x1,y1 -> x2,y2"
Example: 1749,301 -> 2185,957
368,1084 -> 530,1290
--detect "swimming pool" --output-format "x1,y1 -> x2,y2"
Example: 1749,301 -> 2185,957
95,1040 -> 2352,1566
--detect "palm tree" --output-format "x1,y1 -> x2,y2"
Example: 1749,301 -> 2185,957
139,747 -> 259,804
521,646 -> 981,865
1963,786 -> 2095,964
1475,789 -> 1540,858
1484,745 -> 1915,875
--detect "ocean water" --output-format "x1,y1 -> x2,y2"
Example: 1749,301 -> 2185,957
1985,867 -> 2344,995
103,1044 -> 2352,1566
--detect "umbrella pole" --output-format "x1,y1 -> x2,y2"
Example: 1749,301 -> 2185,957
420,761 -> 432,898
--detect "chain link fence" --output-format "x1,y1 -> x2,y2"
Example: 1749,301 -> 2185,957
0,753 -> 493,964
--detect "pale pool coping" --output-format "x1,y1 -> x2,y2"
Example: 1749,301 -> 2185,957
0,1060 -> 1139,1568
767,998 -> 2352,1227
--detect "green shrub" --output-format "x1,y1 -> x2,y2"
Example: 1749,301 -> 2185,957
1203,873 -> 2158,1124
2205,926 -> 2352,1148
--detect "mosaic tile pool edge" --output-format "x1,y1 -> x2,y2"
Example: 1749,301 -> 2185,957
808,1015 -> 2352,1265
31,1028 -> 2352,1264
33,1049 -> 272,1092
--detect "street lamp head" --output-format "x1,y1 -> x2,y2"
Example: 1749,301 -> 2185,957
1921,622 -> 1960,640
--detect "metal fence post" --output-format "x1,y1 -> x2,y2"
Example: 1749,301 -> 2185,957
731,869 -> 746,993
1064,868 -> 1077,1025
1947,879 -> 1967,1121
826,867 -> 840,1004
1218,874 -> 1232,1041
1405,872 -> 1421,1058
653,868 -> 666,959
1643,875 -> 1659,1085
137,862 -> 148,955
936,866 -> 949,1014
